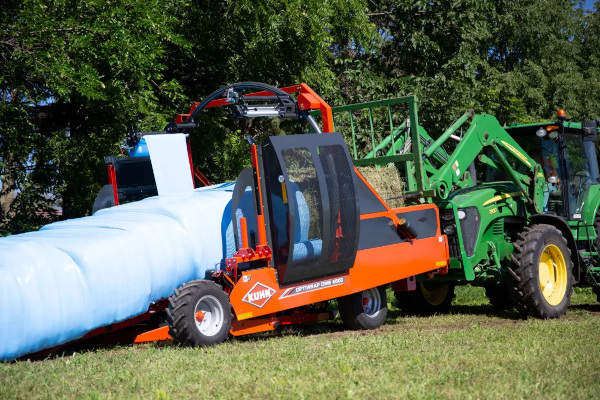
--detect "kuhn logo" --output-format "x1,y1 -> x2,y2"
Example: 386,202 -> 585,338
242,283 -> 276,308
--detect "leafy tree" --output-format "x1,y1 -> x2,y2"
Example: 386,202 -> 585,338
1,0 -> 599,235
359,0 -> 599,131
0,0 -> 187,231
164,0 -> 375,182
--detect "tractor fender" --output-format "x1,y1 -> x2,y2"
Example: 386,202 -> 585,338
529,214 -> 580,283
581,185 -> 600,223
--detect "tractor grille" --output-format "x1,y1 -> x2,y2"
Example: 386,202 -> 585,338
448,235 -> 461,258
458,207 -> 481,257
492,219 -> 504,236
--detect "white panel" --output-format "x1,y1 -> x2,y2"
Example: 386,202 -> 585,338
144,134 -> 193,196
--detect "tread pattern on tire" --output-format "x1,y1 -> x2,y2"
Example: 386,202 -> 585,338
394,283 -> 455,316
507,224 -> 572,319
166,279 -> 232,346
338,286 -> 387,330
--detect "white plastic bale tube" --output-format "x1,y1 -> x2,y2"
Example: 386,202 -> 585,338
0,134 -> 236,361
0,183 -> 242,361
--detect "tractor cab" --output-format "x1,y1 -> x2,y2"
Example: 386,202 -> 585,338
502,115 -> 600,220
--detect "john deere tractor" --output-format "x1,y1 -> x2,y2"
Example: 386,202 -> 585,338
316,97 -> 600,318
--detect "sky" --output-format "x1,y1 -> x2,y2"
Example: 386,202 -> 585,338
582,0 -> 598,10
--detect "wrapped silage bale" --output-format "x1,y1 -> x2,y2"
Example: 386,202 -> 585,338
0,183 -> 239,361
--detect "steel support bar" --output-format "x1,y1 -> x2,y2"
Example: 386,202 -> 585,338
424,110 -> 473,159
364,122 -> 407,159
490,141 -> 533,203
408,99 -> 425,192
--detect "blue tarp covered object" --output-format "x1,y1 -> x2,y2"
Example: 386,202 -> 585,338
0,183 -> 239,361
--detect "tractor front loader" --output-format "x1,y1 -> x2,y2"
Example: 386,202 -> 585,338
316,97 -> 600,319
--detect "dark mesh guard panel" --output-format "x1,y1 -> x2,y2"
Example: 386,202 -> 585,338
319,145 -> 358,262
395,208 -> 438,239
358,217 -> 405,250
358,209 -> 439,251
262,133 -> 359,286
263,144 -> 288,268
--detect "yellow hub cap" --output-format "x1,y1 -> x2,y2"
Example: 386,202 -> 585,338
538,244 -> 567,306
420,283 -> 449,306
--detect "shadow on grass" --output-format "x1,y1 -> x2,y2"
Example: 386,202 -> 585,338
232,320 -> 348,344
569,303 -> 600,312
18,302 -> 600,362
17,323 -> 163,362
386,304 -> 524,321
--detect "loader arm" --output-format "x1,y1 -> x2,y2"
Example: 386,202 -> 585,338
321,96 -> 543,208
423,113 -> 545,213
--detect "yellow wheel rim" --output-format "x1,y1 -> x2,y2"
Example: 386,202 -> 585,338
420,283 -> 449,306
538,244 -> 568,306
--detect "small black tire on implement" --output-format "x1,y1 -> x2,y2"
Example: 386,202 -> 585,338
394,282 -> 455,316
166,280 -> 232,346
338,286 -> 387,330
485,282 -> 515,311
507,224 -> 572,319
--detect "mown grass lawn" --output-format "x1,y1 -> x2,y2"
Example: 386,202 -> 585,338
1,286 -> 599,400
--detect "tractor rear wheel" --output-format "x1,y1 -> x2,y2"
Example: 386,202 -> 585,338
508,224 -> 572,318
485,282 -> 515,311
338,286 -> 387,330
395,282 -> 455,316
166,280 -> 232,346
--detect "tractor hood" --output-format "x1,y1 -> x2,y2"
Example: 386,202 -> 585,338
447,181 -> 523,209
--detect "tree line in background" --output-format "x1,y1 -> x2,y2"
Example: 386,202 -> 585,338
1,0 -> 599,234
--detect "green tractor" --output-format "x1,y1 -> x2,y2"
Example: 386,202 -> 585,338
314,98 -> 600,318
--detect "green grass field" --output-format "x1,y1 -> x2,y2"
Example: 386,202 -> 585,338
1,287 -> 599,400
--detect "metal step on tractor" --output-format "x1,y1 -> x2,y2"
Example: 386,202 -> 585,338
315,97 -> 600,318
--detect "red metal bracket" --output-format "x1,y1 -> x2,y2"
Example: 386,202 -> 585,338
107,164 -> 119,206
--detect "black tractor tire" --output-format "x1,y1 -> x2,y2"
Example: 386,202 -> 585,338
507,224 -> 573,319
338,286 -> 387,330
166,280 -> 232,346
593,287 -> 600,303
484,282 -> 515,311
394,282 -> 455,316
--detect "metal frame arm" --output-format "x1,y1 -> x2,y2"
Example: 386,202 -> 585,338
426,114 -> 543,209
